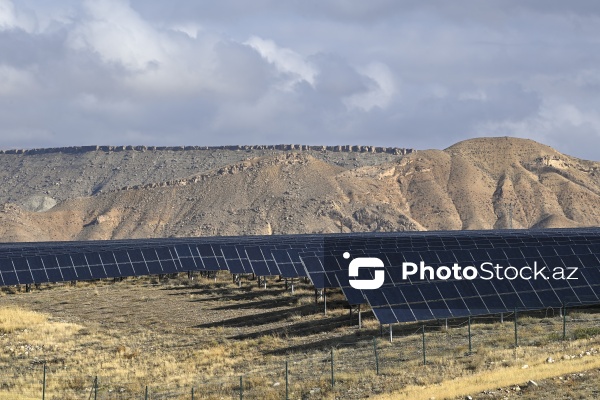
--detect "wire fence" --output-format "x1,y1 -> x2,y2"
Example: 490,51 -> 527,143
4,307 -> 600,400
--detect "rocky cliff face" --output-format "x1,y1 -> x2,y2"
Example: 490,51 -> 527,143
0,144 -> 414,204
0,137 -> 598,242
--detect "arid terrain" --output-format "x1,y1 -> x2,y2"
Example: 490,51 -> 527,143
1,137 -> 600,242
2,137 -> 600,399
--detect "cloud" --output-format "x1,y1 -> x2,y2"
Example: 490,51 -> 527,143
0,64 -> 36,95
67,0 -> 166,71
245,36 -> 317,88
343,62 -> 396,111
0,0 -> 599,159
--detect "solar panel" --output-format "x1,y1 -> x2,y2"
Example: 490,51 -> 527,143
1,228 -> 600,326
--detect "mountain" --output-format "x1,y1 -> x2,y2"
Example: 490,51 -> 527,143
0,137 -> 598,242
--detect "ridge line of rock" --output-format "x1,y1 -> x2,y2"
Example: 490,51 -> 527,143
0,144 -> 416,156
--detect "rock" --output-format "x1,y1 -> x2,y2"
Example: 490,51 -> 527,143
273,382 -> 280,387
20,195 -> 57,212
465,396 -> 473,400
527,380 -> 538,387
521,364 -> 529,369
546,357 -> 555,363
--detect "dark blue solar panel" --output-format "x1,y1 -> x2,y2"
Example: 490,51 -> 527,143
2,271 -> 18,285
99,252 -> 117,265
12,258 -> 28,271
141,249 -> 158,261
31,269 -> 47,282
174,245 -> 192,258
83,253 -> 101,266
0,227 -> 599,326
16,269 -> 33,284
61,267 -> 77,281
70,253 -> 88,266
0,259 -> 13,272
75,266 -> 92,280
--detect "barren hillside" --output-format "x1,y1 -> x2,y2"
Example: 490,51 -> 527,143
1,137 -> 599,242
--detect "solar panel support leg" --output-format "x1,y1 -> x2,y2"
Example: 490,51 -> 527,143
380,324 -> 383,337
358,304 -> 362,329
264,277 -> 267,289
285,278 -> 288,290
500,313 -> 504,324
324,288 -> 327,315
25,284 -> 30,293
468,316 -> 472,355
445,318 -> 448,331
422,325 -> 426,365
389,324 -> 393,343
514,308 -> 518,348
291,278 -> 294,294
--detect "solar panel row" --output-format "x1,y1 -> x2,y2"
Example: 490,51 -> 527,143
1,228 -> 600,325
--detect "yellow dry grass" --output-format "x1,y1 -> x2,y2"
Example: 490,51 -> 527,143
375,354 -> 600,400
0,306 -> 47,333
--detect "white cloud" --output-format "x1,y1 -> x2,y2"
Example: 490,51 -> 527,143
68,0 -> 165,71
0,0 -> 600,159
0,64 -> 36,96
245,36 -> 317,88
343,62 -> 396,111
0,0 -> 36,32
169,23 -> 201,39
473,99 -> 600,150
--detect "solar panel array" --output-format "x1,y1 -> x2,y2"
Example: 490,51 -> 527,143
1,228 -> 600,324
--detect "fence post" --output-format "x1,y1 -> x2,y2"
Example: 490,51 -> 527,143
468,316 -> 472,355
145,385 -> 148,400
94,376 -> 98,400
514,308 -> 518,348
285,360 -> 289,400
373,337 -> 379,375
563,304 -> 567,341
422,325 -> 426,366
191,387 -> 194,400
42,363 -> 46,400
239,376 -> 243,400
330,348 -> 335,387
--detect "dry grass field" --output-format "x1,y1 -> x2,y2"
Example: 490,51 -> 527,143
1,274 -> 600,399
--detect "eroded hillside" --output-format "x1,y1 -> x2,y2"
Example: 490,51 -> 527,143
0,137 -> 599,242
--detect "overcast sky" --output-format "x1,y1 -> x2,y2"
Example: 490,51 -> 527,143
1,1 -> 599,159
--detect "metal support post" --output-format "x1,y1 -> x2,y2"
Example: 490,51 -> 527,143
422,325 -> 426,365
468,316 -> 472,354
285,360 -> 289,400
42,363 -> 46,400
563,304 -> 567,341
514,308 -> 518,348
358,304 -> 362,329
330,348 -> 335,387
373,337 -> 379,374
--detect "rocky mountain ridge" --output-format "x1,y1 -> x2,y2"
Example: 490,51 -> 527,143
0,137 -> 598,242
